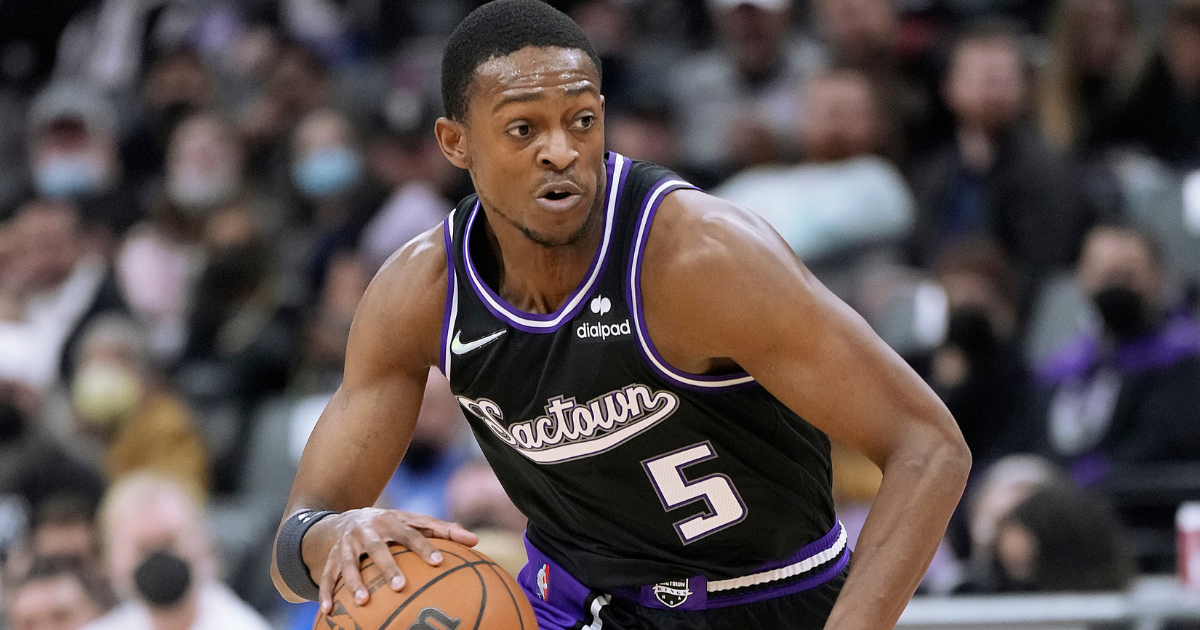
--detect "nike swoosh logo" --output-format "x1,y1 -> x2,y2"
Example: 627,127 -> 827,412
451,329 -> 506,355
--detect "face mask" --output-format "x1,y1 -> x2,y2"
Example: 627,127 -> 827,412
134,548 -> 192,608
72,362 -> 143,428
1092,286 -> 1148,340
34,153 -> 106,198
0,400 -> 25,442
167,169 -> 239,213
293,147 -> 362,198
945,307 -> 999,360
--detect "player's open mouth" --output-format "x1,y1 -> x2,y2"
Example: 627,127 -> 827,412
535,182 -> 584,212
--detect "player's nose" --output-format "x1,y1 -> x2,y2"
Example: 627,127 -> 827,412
538,126 -> 578,171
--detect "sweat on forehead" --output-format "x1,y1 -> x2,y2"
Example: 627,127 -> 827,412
441,0 -> 602,121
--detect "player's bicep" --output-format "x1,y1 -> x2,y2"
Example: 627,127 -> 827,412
654,193 -> 958,466
734,266 -> 953,466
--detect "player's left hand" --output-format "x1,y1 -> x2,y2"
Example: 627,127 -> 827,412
315,507 -> 479,613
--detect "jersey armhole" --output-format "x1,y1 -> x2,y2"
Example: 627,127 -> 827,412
439,209 -> 460,381
625,179 -> 758,392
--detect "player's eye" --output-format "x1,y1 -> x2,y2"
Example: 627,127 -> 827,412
574,114 -> 596,130
506,123 -> 532,139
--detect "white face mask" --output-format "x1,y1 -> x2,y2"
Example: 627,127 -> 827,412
72,361 -> 144,427
167,168 -> 239,214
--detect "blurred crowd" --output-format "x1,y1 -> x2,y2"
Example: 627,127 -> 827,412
1,0 -> 1199,627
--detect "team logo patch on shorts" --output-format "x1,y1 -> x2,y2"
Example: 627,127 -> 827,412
536,563 -> 550,601
652,579 -> 692,608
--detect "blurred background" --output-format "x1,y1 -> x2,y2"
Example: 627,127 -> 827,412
0,0 -> 1199,628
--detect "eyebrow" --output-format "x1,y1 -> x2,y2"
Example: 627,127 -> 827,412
493,83 -> 600,111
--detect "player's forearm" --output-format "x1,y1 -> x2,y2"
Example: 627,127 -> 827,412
823,427 -> 970,630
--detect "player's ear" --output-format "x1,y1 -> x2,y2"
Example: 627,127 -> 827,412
435,117 -> 470,170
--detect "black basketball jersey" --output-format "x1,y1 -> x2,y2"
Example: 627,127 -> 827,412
439,152 -> 836,590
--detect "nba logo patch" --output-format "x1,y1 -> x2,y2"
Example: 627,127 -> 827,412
535,563 -> 550,601
652,579 -> 692,608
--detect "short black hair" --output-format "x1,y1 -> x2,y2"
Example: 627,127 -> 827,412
441,0 -> 602,121
17,556 -> 118,611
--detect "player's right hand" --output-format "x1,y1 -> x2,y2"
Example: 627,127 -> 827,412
316,507 -> 478,613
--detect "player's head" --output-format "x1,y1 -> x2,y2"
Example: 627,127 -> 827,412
436,0 -> 607,248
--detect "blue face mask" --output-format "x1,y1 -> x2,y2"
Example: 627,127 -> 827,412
35,154 -> 106,198
293,147 -> 362,198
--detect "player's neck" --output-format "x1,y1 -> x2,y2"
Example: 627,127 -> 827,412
481,209 -> 604,315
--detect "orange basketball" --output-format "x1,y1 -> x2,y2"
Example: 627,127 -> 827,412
313,538 -> 537,630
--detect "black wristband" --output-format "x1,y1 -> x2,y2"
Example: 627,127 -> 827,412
276,509 -> 338,601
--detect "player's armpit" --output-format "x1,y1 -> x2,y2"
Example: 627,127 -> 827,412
270,225 -> 454,604
641,189 -> 971,630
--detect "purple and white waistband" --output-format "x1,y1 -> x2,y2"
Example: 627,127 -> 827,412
517,521 -> 849,622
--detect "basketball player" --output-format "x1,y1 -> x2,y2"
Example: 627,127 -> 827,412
271,1 -> 971,628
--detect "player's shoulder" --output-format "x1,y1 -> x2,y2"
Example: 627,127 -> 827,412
353,221 -> 448,359
647,185 -> 790,283
369,222 -> 448,305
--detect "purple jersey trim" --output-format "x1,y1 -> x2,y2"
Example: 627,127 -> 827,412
461,153 -> 626,334
609,520 -> 847,610
626,177 -> 758,392
706,547 -> 849,609
439,212 -> 458,379
518,534 -> 600,630
749,520 -> 843,574
519,522 -> 846,616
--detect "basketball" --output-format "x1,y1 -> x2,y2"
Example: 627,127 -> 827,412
312,538 -> 537,630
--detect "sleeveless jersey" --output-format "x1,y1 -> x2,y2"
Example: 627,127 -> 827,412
439,152 -> 836,590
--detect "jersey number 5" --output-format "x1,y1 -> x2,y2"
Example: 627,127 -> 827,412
642,441 -> 747,544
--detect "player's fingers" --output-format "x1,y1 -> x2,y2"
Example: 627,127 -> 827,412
403,513 -> 474,543
361,530 -> 406,591
341,548 -> 371,607
392,525 -> 444,566
415,518 -> 479,547
447,522 -> 480,546
318,550 -> 341,614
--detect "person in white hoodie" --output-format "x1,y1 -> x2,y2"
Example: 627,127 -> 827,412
81,474 -> 270,630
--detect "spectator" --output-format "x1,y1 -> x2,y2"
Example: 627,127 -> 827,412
989,484 -> 1134,592
82,474 -> 270,630
291,251 -> 369,395
715,68 -> 913,300
958,455 -> 1066,586
23,83 -> 142,235
69,316 -> 208,496
0,200 -> 125,392
1119,0 -> 1200,168
288,108 -> 387,295
908,20 -> 1096,282
1037,0 -> 1151,155
26,495 -> 101,568
238,41 -> 333,177
813,0 -> 944,162
118,111 -> 282,364
6,556 -> 116,630
928,240 -> 1036,466
0,383 -> 107,548
667,0 -> 824,185
446,459 -> 529,576
356,119 -> 453,272
122,48 -> 221,190
176,238 -> 297,493
1035,223 -> 1200,481
606,104 -> 682,174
